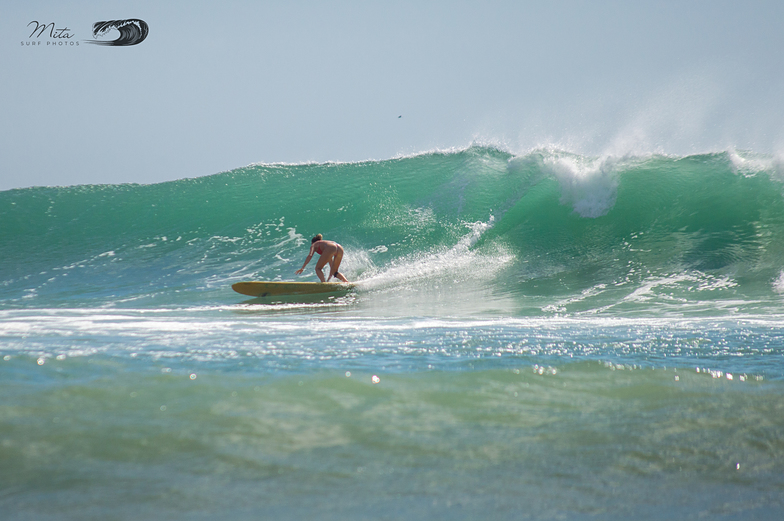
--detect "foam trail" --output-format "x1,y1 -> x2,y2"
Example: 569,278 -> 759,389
356,216 -> 512,291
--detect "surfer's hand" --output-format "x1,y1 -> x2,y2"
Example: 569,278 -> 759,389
295,268 -> 303,274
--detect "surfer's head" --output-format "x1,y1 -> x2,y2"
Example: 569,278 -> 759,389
311,234 -> 323,243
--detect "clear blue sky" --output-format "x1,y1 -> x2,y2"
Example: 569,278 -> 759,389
2,0 -> 783,189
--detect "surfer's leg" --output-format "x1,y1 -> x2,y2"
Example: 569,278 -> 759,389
326,256 -> 337,281
330,250 -> 348,282
314,255 -> 329,282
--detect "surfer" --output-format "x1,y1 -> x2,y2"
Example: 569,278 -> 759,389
295,234 -> 349,282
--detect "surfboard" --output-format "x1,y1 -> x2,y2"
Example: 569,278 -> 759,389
231,281 -> 355,297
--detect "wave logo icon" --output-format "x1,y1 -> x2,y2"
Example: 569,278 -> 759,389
85,19 -> 148,46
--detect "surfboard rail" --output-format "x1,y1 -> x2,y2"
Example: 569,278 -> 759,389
232,281 -> 355,297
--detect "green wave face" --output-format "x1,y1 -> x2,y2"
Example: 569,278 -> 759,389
2,147 -> 784,315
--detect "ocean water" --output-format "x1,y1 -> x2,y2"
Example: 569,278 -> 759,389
2,146 -> 784,519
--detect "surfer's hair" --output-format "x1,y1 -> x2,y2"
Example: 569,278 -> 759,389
311,234 -> 323,243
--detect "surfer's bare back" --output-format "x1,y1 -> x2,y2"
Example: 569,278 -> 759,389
295,234 -> 349,282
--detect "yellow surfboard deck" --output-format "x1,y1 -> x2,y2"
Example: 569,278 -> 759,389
232,281 -> 355,297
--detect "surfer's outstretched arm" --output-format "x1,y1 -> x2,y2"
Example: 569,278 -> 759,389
295,245 -> 316,274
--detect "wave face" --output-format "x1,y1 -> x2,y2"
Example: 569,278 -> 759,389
2,146 -> 784,315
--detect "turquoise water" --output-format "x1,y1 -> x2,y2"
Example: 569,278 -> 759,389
2,146 -> 784,519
